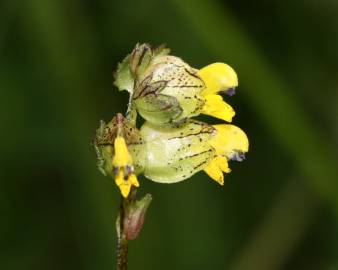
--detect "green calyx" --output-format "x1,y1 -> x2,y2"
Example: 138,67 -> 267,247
140,120 -> 216,183
92,114 -> 146,177
113,43 -> 206,126
113,43 -> 170,93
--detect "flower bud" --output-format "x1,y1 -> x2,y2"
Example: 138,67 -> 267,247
124,194 -> 152,240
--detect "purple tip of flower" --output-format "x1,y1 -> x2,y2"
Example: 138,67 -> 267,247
230,151 -> 246,162
223,87 -> 236,96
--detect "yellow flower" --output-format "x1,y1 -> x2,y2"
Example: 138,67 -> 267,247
115,44 -> 240,125
204,124 -> 249,185
138,119 -> 248,186
113,136 -> 140,198
93,114 -> 145,198
198,63 -> 238,122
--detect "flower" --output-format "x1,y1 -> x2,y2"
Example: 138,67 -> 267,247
94,115 -> 248,193
138,120 -> 248,184
93,114 -> 145,198
94,43 -> 248,195
113,136 -> 140,198
114,44 -> 239,126
132,55 -> 238,125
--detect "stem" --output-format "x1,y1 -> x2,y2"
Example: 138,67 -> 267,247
116,196 -> 129,270
125,95 -> 137,125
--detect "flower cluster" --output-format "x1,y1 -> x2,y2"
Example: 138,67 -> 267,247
94,43 -> 249,197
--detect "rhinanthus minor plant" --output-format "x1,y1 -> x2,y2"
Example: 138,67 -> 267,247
92,43 -> 249,270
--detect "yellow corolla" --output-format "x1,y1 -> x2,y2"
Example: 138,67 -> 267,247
113,136 -> 139,198
204,124 -> 249,185
198,63 -> 238,122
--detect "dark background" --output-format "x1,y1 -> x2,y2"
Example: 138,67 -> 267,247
1,0 -> 338,269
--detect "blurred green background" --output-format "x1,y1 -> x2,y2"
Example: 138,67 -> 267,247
1,0 -> 338,269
